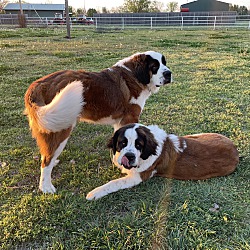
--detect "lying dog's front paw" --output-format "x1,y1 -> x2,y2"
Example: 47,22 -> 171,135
86,187 -> 107,200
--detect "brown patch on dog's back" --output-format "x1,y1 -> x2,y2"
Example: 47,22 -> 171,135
158,133 -> 239,180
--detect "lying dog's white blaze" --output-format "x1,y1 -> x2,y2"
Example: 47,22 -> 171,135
117,126 -> 141,167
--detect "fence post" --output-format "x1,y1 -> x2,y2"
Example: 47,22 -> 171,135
122,17 -> 124,29
181,16 -> 183,30
248,21 -> 250,29
150,17 -> 153,29
213,16 -> 217,30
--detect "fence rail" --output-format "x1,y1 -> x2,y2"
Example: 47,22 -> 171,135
0,14 -> 250,30
0,15 -> 94,27
95,15 -> 250,30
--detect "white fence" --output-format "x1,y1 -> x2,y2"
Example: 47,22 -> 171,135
94,15 -> 250,30
0,15 -> 94,27
0,15 -> 250,30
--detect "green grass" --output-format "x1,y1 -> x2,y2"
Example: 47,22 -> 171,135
0,27 -> 250,249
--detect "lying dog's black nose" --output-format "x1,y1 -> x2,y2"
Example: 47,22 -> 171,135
125,152 -> 136,163
163,70 -> 172,79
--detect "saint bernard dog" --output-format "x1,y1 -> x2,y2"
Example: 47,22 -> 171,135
24,51 -> 172,193
86,123 -> 239,200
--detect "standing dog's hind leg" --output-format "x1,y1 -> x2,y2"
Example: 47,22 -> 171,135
39,137 -> 69,193
36,128 -> 72,193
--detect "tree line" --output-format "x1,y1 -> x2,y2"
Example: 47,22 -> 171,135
0,0 -> 249,16
71,1 -> 179,16
74,0 -> 249,17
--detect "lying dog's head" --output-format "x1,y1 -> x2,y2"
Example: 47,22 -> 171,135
107,124 -> 163,172
114,51 -> 172,90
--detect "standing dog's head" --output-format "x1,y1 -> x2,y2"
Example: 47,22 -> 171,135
114,51 -> 172,90
107,124 -> 162,172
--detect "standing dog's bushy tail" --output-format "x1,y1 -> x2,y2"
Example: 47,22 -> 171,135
25,81 -> 84,134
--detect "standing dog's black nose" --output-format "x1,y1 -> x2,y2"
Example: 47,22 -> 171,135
163,70 -> 172,84
163,70 -> 172,79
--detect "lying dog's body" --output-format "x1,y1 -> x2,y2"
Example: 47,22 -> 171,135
87,123 -> 239,200
24,51 -> 172,193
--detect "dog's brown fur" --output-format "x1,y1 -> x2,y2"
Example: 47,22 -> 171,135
141,133 -> 239,181
25,68 -> 147,168
86,125 -> 239,200
24,52 -> 171,193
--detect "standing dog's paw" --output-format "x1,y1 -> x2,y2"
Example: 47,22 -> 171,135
39,182 -> 56,194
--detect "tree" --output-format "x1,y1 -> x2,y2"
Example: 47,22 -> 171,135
149,1 -> 164,12
229,4 -> 248,15
87,8 -> 97,17
76,8 -> 85,15
239,6 -> 248,15
0,0 -> 9,13
123,0 -> 151,13
166,1 -> 178,12
110,6 -> 126,13
68,5 -> 73,15
102,7 -> 108,13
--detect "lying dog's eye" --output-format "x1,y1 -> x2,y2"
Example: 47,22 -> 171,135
122,141 -> 127,146
135,144 -> 142,150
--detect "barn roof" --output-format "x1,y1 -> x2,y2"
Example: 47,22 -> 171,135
4,3 -> 65,11
181,0 -> 229,7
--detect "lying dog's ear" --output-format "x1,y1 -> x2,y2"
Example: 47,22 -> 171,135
107,137 -> 113,148
141,136 -> 158,160
107,132 -> 119,155
137,127 -> 158,160
107,136 -> 115,154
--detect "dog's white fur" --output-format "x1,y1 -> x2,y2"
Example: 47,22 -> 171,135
86,124 -> 238,200
86,124 -> 170,200
37,81 -> 84,133
25,51 -> 172,193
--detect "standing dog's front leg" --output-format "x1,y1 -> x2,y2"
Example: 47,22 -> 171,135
86,173 -> 142,200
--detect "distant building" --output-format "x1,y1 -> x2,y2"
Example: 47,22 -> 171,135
3,3 -> 65,17
181,0 -> 229,12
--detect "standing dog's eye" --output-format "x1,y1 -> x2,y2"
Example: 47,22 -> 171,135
152,66 -> 158,73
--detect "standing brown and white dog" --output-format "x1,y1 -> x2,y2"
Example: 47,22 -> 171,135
24,51 -> 172,193
86,123 -> 239,200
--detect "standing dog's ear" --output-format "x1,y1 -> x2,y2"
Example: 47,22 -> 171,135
133,54 -> 151,85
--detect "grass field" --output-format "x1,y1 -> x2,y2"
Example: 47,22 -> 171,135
0,27 -> 250,249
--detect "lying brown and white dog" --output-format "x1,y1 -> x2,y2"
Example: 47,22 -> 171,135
86,123 -> 239,200
24,51 -> 172,193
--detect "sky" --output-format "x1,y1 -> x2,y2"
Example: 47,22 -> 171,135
27,0 -> 250,11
